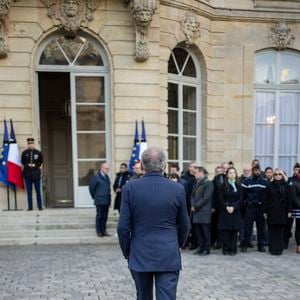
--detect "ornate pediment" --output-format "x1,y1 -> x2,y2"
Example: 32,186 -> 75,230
268,21 -> 295,50
121,0 -> 157,62
181,11 -> 201,46
0,0 -> 19,58
40,0 -> 102,37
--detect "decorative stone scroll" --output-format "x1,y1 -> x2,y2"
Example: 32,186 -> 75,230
40,0 -> 102,37
268,21 -> 295,50
181,10 -> 201,46
0,0 -> 18,58
121,0 -> 157,62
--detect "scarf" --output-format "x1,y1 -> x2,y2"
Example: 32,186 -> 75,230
228,179 -> 237,192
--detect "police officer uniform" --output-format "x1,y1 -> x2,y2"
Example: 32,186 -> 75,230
21,138 -> 43,210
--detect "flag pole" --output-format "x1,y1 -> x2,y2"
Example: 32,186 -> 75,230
13,185 -> 18,210
6,186 -> 10,211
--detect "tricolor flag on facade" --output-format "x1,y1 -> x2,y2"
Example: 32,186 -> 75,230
139,120 -> 148,159
7,119 -> 24,189
0,119 -> 11,187
129,121 -> 140,172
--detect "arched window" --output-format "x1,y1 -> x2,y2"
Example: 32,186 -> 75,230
254,50 -> 300,174
168,47 -> 201,171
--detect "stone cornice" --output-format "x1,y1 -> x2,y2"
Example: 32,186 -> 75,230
161,0 -> 300,23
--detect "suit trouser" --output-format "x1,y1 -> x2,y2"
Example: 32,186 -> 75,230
194,223 -> 211,251
96,205 -> 109,234
130,270 -> 179,300
243,206 -> 267,247
284,218 -> 294,248
24,177 -> 42,210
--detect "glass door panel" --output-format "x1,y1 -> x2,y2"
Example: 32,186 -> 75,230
71,74 -> 107,207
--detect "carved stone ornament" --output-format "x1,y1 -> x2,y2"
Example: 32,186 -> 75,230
40,0 -> 102,37
268,21 -> 295,51
122,0 -> 157,62
181,10 -> 201,46
0,0 -> 18,58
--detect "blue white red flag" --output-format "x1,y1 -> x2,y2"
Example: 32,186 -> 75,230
139,120 -> 148,159
7,119 -> 24,189
129,121 -> 140,172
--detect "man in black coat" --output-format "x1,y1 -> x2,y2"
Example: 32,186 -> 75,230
89,162 -> 111,237
113,163 -> 131,213
21,138 -> 43,211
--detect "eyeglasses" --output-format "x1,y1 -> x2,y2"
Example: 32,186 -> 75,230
274,173 -> 283,176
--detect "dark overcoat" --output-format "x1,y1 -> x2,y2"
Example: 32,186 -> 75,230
217,183 -> 243,231
89,172 -> 111,206
113,171 -> 131,211
263,181 -> 292,225
117,172 -> 190,272
191,177 -> 214,224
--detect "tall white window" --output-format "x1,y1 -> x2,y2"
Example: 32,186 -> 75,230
168,47 -> 201,171
255,50 -> 300,174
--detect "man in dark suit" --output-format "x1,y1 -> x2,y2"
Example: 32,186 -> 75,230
113,163 -> 131,213
89,162 -> 111,237
117,146 -> 190,300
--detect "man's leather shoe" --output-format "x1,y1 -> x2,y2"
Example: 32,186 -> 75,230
258,246 -> 266,252
193,248 -> 204,255
97,233 -> 104,237
247,242 -> 254,248
103,232 -> 111,237
198,250 -> 210,256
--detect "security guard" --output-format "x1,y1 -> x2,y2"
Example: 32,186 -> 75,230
21,138 -> 43,210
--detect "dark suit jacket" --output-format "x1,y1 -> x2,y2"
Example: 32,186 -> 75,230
113,171 -> 131,211
89,172 -> 111,206
117,172 -> 190,272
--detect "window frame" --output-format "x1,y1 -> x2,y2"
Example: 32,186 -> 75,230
254,50 -> 300,171
167,47 -> 201,171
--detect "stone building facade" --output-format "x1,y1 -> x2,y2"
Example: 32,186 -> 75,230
0,0 -> 300,209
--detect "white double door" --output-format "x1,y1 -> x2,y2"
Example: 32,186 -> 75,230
70,73 -> 109,207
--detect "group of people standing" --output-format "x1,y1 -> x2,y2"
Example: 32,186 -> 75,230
89,158 -> 300,256
168,160 -> 300,256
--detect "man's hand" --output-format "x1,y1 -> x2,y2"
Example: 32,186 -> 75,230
191,207 -> 196,213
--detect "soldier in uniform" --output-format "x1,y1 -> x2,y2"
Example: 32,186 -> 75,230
21,138 -> 43,211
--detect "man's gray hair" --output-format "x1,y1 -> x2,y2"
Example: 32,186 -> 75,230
141,146 -> 166,173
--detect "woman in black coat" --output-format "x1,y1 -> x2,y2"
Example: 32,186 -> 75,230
263,169 -> 292,255
217,167 -> 243,255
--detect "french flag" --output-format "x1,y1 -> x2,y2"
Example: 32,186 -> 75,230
7,119 -> 24,189
139,120 -> 148,159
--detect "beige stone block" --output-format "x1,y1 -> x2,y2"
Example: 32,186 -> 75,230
0,82 -> 30,95
115,110 -> 160,123
9,22 -> 43,41
207,83 -> 224,96
207,151 -> 225,163
13,0 -> 38,7
207,119 -> 224,130
99,25 -> 135,43
114,83 -> 160,97
9,38 -> 35,53
207,107 -> 224,119
114,70 -> 160,85
105,11 -> 133,26
207,95 -> 225,107
207,70 -> 225,83
114,97 -> 160,110
160,47 -> 172,61
211,33 -> 225,46
115,136 -> 133,148
207,58 -> 225,71
211,21 -> 226,33
113,55 -> 159,71
109,41 -> 159,56
160,112 -> 168,126
0,67 -> 30,82
10,7 -> 39,22
212,46 -> 225,58
0,95 -> 31,108
0,108 -> 32,122
0,121 -> 32,135
115,148 -> 132,162
160,31 -> 179,50
207,140 -> 224,151
0,53 -> 30,67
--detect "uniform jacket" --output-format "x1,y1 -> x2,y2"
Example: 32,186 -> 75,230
89,172 -> 111,206
117,172 -> 190,272
263,180 -> 292,225
21,148 -> 43,180
113,171 -> 131,210
191,177 -> 214,224
290,177 -> 300,209
217,182 -> 243,231
241,175 -> 268,207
